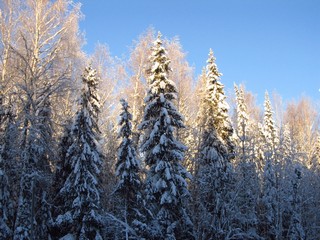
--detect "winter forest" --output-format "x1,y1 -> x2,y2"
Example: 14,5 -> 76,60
0,1 -> 319,240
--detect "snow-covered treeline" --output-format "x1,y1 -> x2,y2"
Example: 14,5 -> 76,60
0,1 -> 319,239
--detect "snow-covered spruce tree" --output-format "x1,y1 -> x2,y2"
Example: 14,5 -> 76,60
263,91 -> 279,156
206,49 -> 235,157
280,124 -> 294,164
116,99 -> 141,196
259,91 -> 282,239
194,49 -> 238,239
139,32 -> 194,240
234,84 -> 261,239
234,84 -> 261,166
234,84 -> 250,156
114,98 -> 145,238
52,66 -> 104,239
254,93 -> 278,179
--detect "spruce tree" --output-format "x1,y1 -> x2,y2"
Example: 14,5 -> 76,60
194,49 -> 237,239
53,66 -> 104,239
234,84 -> 261,239
139,32 -> 194,240
280,124 -> 294,163
116,99 -> 141,196
234,84 -> 249,156
114,98 -> 145,238
263,91 -> 278,155
259,91 -> 281,239
206,49 -> 235,157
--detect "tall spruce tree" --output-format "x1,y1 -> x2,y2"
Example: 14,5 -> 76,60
234,84 -> 250,156
116,99 -> 141,196
234,84 -> 261,239
206,49 -> 235,157
53,66 -> 104,239
114,98 -> 145,238
194,49 -> 238,239
139,32 -> 194,240
259,91 -> 281,239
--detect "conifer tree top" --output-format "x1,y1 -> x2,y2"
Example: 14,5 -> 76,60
206,49 -> 222,82
147,32 -> 177,99
205,49 -> 228,112
234,84 -> 249,139
140,30 -> 186,159
234,84 -> 248,121
263,91 -> 278,146
81,65 -> 101,121
115,98 -> 141,195
118,98 -> 132,139
264,91 -> 273,121
200,48 -> 235,159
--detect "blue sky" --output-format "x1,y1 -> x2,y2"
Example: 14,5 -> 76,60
78,0 -> 320,105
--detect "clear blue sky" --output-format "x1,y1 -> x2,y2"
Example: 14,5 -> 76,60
77,0 -> 320,105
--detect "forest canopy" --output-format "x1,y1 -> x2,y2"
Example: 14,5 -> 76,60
0,1 -> 319,239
